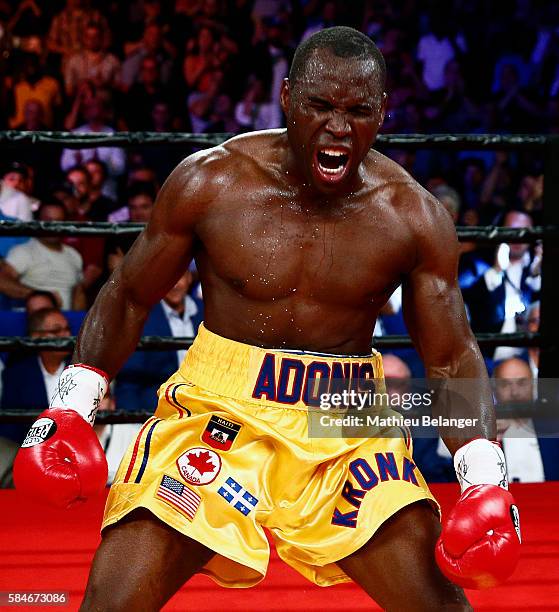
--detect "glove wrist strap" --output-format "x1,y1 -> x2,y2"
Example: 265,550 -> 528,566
454,438 -> 509,493
49,363 -> 109,425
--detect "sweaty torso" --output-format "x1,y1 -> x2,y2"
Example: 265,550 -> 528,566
190,131 -> 425,355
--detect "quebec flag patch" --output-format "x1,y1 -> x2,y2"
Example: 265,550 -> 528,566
218,477 -> 259,516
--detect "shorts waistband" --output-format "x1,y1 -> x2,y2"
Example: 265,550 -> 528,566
179,323 -> 385,409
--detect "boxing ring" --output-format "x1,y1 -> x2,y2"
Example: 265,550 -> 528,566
0,131 -> 558,610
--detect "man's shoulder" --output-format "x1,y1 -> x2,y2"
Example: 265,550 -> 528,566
60,242 -> 83,263
365,150 -> 454,237
7,238 -> 35,257
366,149 -> 431,205
177,130 -> 285,186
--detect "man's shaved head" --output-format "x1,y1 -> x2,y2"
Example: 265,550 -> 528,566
289,26 -> 386,92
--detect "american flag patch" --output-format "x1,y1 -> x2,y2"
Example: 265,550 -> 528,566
156,475 -> 201,521
218,477 -> 258,516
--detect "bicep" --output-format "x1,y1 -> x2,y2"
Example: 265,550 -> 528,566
114,161 -> 202,309
402,211 -> 474,366
4,253 -> 26,277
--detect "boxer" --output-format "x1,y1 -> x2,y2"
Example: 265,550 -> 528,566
15,27 -> 519,611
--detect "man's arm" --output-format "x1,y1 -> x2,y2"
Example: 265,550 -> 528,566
13,153 -> 216,509
0,261 -> 33,300
401,192 -> 495,454
402,191 -> 520,590
74,155 -> 210,378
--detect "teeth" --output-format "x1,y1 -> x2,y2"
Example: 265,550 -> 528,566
321,149 -> 346,156
318,164 -> 344,174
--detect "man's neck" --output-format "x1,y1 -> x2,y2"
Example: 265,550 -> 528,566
40,353 -> 64,375
167,301 -> 185,317
38,238 -> 63,251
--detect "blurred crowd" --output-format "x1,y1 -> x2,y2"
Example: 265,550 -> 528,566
0,0 -> 557,484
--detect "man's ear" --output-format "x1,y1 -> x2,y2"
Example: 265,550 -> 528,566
378,91 -> 388,128
280,78 -> 290,117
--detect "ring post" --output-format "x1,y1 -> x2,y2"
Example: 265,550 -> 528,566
539,136 -> 559,377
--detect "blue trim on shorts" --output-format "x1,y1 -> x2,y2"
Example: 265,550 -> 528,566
135,419 -> 161,484
280,348 -> 375,358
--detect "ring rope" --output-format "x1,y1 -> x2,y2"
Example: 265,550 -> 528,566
0,331 -> 543,352
0,131 -> 553,150
0,221 -> 554,243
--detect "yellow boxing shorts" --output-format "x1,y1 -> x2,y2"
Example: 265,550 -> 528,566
103,324 -> 437,588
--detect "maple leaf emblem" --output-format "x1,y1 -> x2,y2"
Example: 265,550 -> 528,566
187,450 -> 216,475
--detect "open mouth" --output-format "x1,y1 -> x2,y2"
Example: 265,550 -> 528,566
314,148 -> 350,183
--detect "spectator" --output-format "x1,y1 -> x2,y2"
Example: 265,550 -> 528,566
0,201 -> 86,309
13,98 -> 47,131
479,151 -> 516,223
60,92 -> 126,199
425,59 -> 480,132
84,159 -> 117,219
8,52 -> 62,129
301,1 -> 337,42
382,353 -> 454,483
517,172 -> 543,223
252,16 -> 291,124
47,0 -> 110,62
105,181 -> 156,273
121,23 -> 174,89
65,163 -> 114,221
0,307 -> 72,486
124,55 -> 173,130
493,357 -> 554,482
115,269 -> 203,412
6,0 -> 48,43
416,14 -> 466,92
135,100 -> 191,182
63,21 -> 121,98
491,62 -> 542,132
188,69 -> 225,133
459,157 -> 487,211
0,162 -> 34,221
183,26 -> 221,91
431,184 -> 461,224
463,210 -> 541,362
60,168 -> 106,304
235,76 -> 281,131
25,289 -> 60,313
521,301 -> 540,378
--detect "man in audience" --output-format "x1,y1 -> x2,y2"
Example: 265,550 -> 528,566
25,290 -> 60,314
383,353 -> 454,483
63,21 -> 121,98
493,357 -> 559,481
462,210 -> 541,362
47,0 -> 110,62
115,270 -> 203,412
430,184 -> 461,224
0,201 -> 86,309
0,163 -> 34,221
84,159 -> 117,216
60,94 -> 126,199
58,168 -> 106,305
121,23 -> 174,89
105,182 -> 156,273
0,308 -> 72,486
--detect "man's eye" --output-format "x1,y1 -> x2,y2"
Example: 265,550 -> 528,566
351,108 -> 372,117
311,101 -> 332,111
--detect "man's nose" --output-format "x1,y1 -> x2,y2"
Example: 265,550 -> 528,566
325,111 -> 350,138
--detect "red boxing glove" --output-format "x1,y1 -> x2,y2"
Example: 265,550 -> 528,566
436,484 -> 521,589
14,408 -> 108,509
436,438 -> 521,589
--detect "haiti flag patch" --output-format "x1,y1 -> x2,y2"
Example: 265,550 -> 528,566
201,415 -> 241,451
